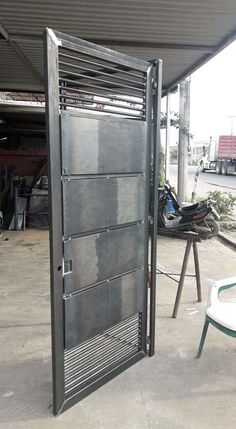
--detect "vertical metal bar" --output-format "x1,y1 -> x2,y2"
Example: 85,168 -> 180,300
142,65 -> 154,355
14,184 -> 18,230
22,210 -> 26,230
149,59 -> 162,357
193,241 -> 202,302
44,28 -> 65,415
172,240 -> 192,318
165,91 -> 171,181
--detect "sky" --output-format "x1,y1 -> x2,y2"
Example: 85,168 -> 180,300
164,39 -> 236,145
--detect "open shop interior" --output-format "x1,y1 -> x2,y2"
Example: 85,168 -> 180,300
0,103 -> 48,230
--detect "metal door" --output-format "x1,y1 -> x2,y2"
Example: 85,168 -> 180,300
45,28 -> 162,415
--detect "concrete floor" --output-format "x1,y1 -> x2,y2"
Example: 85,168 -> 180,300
1,230 -> 236,429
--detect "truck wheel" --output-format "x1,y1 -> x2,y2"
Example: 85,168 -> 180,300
216,161 -> 222,175
222,162 -> 228,175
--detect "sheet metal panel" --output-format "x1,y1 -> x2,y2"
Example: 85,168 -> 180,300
64,269 -> 144,348
64,224 -> 145,294
61,113 -> 146,175
63,176 -> 145,236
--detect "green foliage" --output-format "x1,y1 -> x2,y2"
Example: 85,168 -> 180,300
208,190 -> 236,220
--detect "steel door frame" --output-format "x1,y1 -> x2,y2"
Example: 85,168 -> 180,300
45,28 -> 162,415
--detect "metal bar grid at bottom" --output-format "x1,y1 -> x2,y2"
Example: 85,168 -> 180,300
63,313 -> 143,405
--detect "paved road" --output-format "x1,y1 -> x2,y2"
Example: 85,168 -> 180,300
169,164 -> 236,193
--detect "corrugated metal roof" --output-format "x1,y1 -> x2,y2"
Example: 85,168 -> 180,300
0,0 -> 236,92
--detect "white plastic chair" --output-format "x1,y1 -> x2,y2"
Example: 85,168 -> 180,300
196,276 -> 236,358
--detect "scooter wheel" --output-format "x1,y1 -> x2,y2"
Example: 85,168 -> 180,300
192,218 -> 219,239
205,218 -> 219,239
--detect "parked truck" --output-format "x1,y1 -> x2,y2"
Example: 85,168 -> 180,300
200,135 -> 236,175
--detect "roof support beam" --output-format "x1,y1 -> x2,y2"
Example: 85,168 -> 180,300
9,32 -> 215,53
88,39 -> 215,53
0,24 -> 43,84
164,27 -> 236,91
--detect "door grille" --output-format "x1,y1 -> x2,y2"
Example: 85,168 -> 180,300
58,47 -> 146,118
64,313 -> 142,398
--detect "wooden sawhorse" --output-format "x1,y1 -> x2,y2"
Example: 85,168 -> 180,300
157,230 -> 202,318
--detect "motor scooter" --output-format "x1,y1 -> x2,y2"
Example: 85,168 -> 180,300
158,183 -> 220,239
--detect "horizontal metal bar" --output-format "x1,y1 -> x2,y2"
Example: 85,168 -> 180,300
65,346 -> 137,392
61,220 -> 144,239
63,264 -> 144,299
64,330 -> 138,363
59,68 -> 144,94
65,348 -> 138,394
109,325 -> 141,340
59,84 -> 144,105
65,343 -> 138,383
105,332 -> 140,347
58,35 -> 148,73
64,334 -> 113,358
59,101 -> 143,118
59,92 -> 144,112
65,339 -> 138,378
65,319 -> 140,361
104,322 -> 141,340
66,345 -> 136,388
62,172 -> 144,180
65,337 -> 119,369
65,336 -> 139,374
59,51 -> 144,80
59,76 -> 145,99
65,338 -> 140,375
59,59 -> 145,87
65,314 -> 140,357
63,352 -> 144,408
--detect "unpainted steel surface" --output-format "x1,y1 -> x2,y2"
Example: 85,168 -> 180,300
64,269 -> 144,348
61,113 -> 147,175
45,28 -> 161,415
63,224 -> 145,293
63,177 -> 145,236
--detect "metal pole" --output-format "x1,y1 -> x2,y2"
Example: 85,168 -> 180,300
178,79 -> 190,204
14,184 -> 18,231
165,91 -> 171,181
149,59 -> 162,357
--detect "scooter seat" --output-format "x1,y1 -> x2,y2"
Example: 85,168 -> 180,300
180,202 -> 200,213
